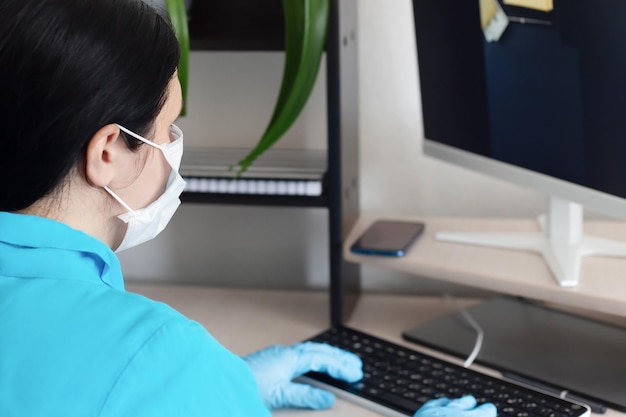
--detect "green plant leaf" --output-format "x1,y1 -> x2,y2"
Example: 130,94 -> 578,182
234,0 -> 330,175
165,0 -> 190,116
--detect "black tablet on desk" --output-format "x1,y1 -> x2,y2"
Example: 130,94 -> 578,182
402,296 -> 626,412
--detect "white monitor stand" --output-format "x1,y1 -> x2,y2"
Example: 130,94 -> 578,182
436,197 -> 626,287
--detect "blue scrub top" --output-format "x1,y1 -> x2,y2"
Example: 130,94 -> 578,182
0,212 -> 271,417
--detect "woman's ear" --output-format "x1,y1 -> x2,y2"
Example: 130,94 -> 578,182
85,124 -> 122,187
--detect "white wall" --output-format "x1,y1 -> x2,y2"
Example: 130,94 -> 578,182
120,0 -> 550,295
357,0 -> 545,219
355,0 -> 549,294
119,51 -> 332,290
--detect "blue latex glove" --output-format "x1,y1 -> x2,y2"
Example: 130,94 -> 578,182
243,341 -> 363,410
413,395 -> 497,417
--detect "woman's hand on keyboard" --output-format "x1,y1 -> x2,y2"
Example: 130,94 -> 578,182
413,395 -> 497,417
243,342 -> 363,410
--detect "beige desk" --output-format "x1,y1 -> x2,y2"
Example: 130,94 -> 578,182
126,283 -> 624,416
345,216 -> 626,318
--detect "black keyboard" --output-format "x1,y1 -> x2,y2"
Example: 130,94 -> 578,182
303,326 -> 590,417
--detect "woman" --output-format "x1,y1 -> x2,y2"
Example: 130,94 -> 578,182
0,1 -> 495,416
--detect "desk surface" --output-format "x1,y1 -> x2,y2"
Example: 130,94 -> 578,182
126,283 -> 623,416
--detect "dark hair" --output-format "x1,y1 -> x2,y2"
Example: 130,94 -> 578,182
0,0 -> 180,211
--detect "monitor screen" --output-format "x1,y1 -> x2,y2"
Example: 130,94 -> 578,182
412,0 -> 626,221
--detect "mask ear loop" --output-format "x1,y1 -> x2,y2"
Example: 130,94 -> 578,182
106,124 -> 184,214
116,124 -> 165,151
101,125 -> 152,216
117,124 -> 184,169
103,186 -> 137,215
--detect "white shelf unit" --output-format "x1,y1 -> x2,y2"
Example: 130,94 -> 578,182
344,214 -> 626,318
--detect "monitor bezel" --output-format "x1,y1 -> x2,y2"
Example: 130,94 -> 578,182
423,139 -> 626,222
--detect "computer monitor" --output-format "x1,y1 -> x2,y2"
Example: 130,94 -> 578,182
411,0 -> 626,287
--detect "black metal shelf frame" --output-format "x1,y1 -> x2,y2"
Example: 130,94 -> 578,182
182,0 -> 360,325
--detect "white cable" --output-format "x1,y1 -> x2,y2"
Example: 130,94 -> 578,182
443,293 -> 484,368
458,307 -> 484,368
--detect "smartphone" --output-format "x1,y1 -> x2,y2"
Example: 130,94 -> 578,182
350,220 -> 425,257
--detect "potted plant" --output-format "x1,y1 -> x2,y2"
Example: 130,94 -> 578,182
159,0 -> 329,174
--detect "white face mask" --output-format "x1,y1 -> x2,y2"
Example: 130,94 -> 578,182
104,124 -> 186,252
